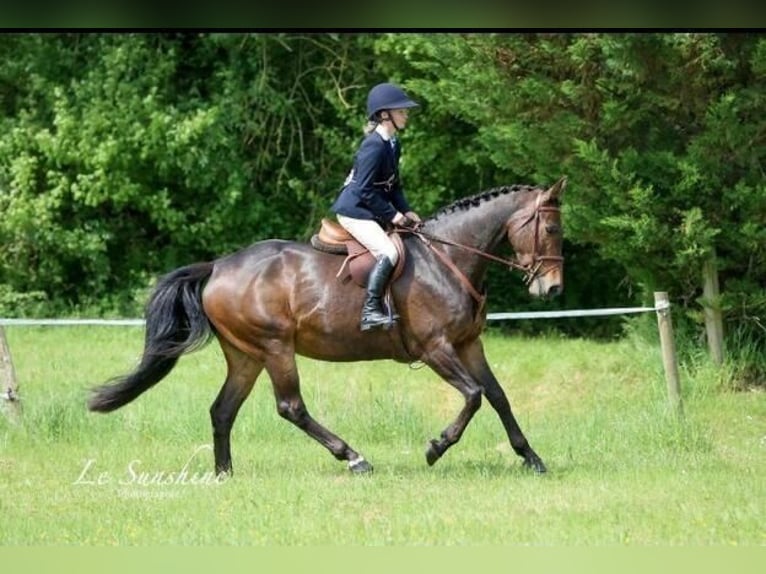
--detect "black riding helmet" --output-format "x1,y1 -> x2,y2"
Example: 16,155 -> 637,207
366,83 -> 419,120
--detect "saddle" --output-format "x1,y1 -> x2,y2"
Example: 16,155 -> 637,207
310,218 -> 406,288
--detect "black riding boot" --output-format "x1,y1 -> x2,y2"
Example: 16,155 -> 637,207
360,255 -> 396,331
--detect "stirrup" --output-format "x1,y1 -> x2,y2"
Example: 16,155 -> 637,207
360,311 -> 396,332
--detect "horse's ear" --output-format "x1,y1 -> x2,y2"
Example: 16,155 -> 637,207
544,176 -> 567,201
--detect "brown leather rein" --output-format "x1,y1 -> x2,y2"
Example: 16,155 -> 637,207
394,202 -> 563,304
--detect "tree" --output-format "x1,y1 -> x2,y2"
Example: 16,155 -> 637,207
372,33 -> 765,351
0,32 -> 377,314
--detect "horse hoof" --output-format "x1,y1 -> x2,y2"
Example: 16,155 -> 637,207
215,465 -> 233,478
425,440 -> 442,466
523,457 -> 547,474
348,458 -> 373,474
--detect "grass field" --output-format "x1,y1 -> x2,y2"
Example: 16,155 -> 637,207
1,325 -> 764,545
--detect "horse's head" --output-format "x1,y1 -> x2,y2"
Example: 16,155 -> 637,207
506,177 -> 565,298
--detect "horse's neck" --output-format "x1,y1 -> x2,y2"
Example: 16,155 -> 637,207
425,197 -> 517,282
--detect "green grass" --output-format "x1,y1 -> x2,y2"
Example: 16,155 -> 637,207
0,326 -> 764,545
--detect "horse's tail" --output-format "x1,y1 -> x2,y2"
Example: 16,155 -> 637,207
88,261 -> 215,413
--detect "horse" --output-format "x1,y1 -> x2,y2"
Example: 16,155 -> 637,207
88,178 -> 565,476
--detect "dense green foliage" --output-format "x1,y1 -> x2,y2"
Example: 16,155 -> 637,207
0,33 -> 763,378
0,33 -> 374,314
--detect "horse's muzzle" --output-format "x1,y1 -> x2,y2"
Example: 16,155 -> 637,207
547,284 -> 562,298
528,274 -> 563,299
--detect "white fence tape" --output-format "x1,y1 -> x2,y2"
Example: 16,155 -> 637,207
487,306 -> 655,320
0,306 -> 658,326
0,319 -> 145,326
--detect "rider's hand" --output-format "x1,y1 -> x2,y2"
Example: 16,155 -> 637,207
404,212 -> 423,231
405,211 -> 421,223
393,212 -> 422,231
394,214 -> 417,230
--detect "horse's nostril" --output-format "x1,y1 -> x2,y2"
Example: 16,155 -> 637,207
547,284 -> 562,297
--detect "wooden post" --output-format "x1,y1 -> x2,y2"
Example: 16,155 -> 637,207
702,253 -> 724,365
0,325 -> 21,421
654,292 -> 682,413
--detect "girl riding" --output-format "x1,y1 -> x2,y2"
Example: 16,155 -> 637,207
331,82 -> 421,331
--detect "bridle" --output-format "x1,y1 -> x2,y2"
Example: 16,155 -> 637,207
395,197 -> 563,303
509,195 -> 564,286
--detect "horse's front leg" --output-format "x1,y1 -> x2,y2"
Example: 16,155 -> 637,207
421,341 -> 483,466
458,338 -> 547,473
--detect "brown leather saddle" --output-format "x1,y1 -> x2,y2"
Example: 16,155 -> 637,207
310,218 -> 406,288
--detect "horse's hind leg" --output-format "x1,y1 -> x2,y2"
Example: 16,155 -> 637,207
265,349 -> 372,474
458,339 -> 546,473
210,339 -> 264,476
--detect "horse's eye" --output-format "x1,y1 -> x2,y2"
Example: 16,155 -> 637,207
545,224 -> 560,234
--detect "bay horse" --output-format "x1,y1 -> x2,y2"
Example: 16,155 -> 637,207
88,178 -> 565,475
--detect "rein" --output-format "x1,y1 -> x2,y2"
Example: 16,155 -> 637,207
394,202 -> 563,304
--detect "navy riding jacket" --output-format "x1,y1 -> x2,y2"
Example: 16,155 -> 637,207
331,130 -> 412,225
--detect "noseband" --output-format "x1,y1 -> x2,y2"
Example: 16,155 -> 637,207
396,198 -> 563,302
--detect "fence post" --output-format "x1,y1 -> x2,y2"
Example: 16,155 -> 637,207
0,325 -> 21,422
654,292 -> 682,413
702,253 -> 725,365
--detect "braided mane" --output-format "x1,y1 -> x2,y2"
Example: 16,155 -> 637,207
427,184 -> 538,221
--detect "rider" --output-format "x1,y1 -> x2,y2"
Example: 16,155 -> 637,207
331,82 -> 422,332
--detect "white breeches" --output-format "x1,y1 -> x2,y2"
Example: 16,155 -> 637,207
336,215 -> 399,265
